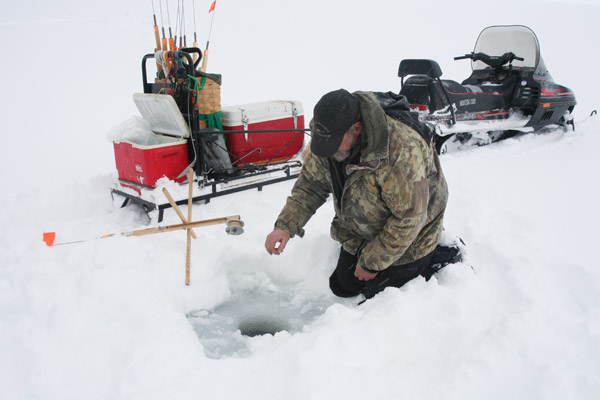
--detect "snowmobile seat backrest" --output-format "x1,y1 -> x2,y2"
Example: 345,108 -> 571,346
398,59 -> 443,79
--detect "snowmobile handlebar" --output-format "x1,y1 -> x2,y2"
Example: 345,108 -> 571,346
454,52 -> 524,68
454,54 -> 473,60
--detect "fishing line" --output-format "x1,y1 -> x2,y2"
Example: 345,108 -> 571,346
206,1 -> 216,45
158,0 -> 165,29
177,0 -> 184,48
166,0 -> 173,49
158,0 -> 167,48
276,251 -> 282,326
192,0 -> 198,47
152,0 -> 163,55
166,0 -> 172,27
182,0 -> 187,47
174,0 -> 180,49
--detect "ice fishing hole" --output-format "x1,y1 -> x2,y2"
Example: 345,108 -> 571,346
186,290 -> 330,358
238,315 -> 290,337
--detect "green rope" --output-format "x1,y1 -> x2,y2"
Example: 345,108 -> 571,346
198,111 -> 223,130
187,74 -> 206,92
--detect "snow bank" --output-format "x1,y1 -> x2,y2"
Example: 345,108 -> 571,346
2,122 -> 599,400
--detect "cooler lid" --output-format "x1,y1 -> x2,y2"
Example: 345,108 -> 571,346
133,93 -> 191,138
221,100 -> 304,125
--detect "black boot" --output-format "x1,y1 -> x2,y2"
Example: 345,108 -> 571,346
421,240 -> 464,281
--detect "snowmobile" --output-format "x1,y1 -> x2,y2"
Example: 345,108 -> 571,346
398,25 -> 577,153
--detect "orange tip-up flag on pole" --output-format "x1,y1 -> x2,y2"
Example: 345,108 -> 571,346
43,232 -> 56,246
208,1 -> 216,13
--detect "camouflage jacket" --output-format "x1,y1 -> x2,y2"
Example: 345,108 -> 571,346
274,91 -> 448,271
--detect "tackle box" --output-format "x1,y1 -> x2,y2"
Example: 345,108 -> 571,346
221,100 -> 304,165
113,93 -> 190,189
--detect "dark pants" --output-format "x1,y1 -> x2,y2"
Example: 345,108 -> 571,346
329,248 -> 434,300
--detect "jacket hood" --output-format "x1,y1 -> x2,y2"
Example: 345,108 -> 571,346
352,91 -> 389,163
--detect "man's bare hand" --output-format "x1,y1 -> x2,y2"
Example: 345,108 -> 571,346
354,263 -> 378,281
265,229 -> 291,255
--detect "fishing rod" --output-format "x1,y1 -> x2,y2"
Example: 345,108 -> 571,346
174,0 -> 180,51
152,0 -> 162,52
201,0 -> 217,72
166,0 -> 175,50
158,0 -> 168,50
192,0 -> 199,63
43,215 -> 244,247
152,0 -> 166,75
174,0 -> 186,50
181,0 -> 187,48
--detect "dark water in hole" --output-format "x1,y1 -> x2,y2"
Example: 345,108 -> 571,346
238,315 -> 290,337
186,290 -> 329,358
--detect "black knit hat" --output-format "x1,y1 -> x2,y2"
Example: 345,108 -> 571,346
311,89 -> 360,158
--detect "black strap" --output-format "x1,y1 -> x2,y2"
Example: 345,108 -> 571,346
372,91 -> 433,144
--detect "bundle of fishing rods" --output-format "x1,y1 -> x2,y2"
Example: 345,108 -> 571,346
152,0 -> 217,73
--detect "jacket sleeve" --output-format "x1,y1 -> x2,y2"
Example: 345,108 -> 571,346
357,146 -> 430,271
274,151 -> 332,238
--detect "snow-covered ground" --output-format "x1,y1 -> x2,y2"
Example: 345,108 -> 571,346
1,1 -> 599,399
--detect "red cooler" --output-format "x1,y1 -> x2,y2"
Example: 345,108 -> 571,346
113,94 -> 190,189
221,100 -> 304,165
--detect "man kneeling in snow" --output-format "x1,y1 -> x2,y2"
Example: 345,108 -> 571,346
265,89 -> 450,300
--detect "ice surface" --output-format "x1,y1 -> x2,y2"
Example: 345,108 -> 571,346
1,1 -> 600,399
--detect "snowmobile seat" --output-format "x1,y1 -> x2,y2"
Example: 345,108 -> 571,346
398,59 -> 442,80
440,80 -> 474,94
398,59 -> 507,115
440,79 -> 507,112
399,59 -> 452,113
400,75 -> 447,112
443,80 -> 504,96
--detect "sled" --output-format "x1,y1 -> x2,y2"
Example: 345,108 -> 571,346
110,49 -> 306,221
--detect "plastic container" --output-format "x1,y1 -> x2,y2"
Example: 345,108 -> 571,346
221,100 -> 304,165
113,94 -> 190,188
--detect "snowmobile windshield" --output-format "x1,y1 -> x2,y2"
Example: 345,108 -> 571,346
472,25 -> 541,72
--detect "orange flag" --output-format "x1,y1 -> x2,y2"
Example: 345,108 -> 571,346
43,232 -> 56,246
208,0 -> 216,13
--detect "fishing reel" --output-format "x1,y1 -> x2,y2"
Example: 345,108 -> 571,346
225,219 -> 245,236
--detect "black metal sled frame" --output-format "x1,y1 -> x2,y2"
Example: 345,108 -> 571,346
111,161 -> 301,222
